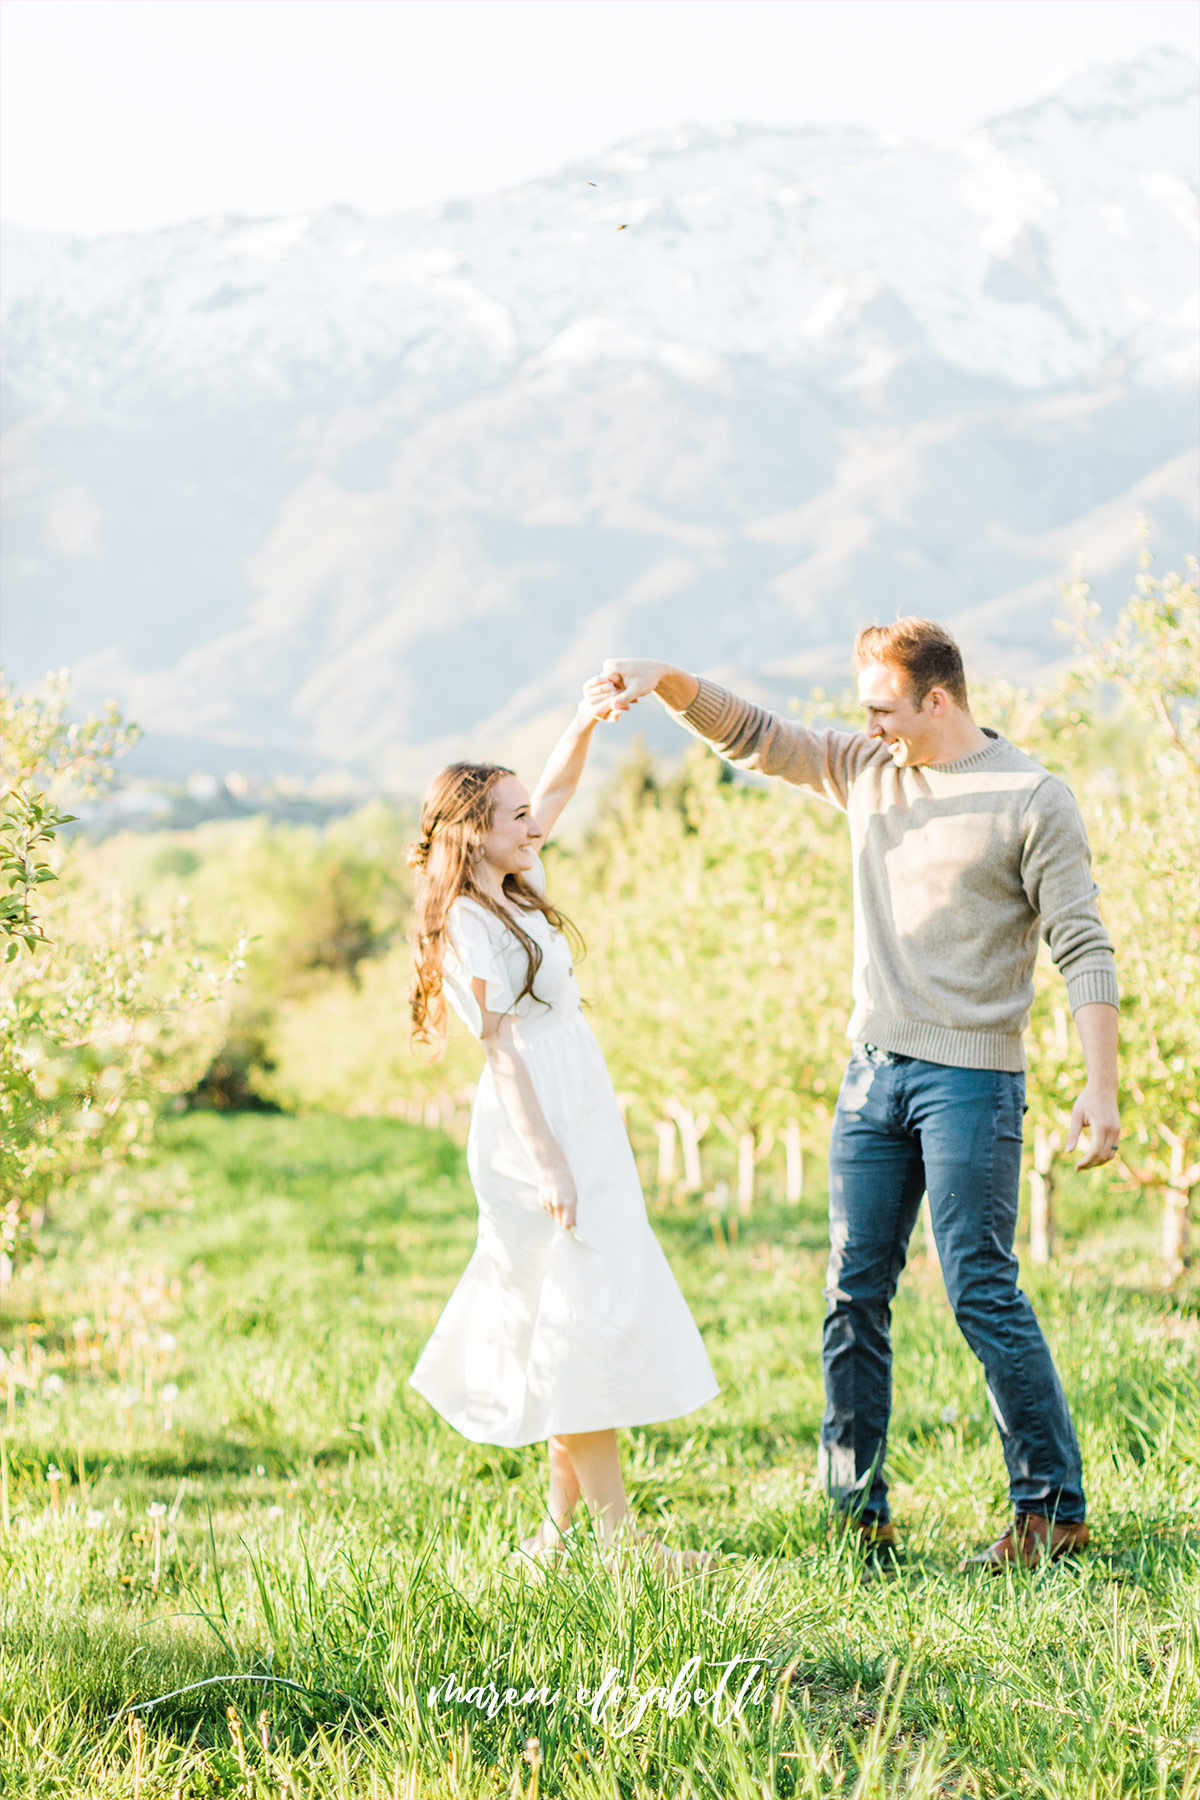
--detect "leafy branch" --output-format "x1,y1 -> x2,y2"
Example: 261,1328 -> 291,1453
0,788 -> 76,960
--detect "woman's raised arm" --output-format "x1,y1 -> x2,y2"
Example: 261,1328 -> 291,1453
528,697 -> 606,840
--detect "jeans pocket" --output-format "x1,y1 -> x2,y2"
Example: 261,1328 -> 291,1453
1010,1073 -> 1028,1131
837,1055 -> 880,1118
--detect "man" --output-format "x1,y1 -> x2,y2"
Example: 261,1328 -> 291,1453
585,619 -> 1120,1567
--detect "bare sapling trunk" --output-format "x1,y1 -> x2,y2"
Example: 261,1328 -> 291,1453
714,1115 -> 747,1209
920,1193 -> 940,1272
715,1116 -> 772,1215
704,1180 -> 731,1250
1029,1123 -> 1062,1265
654,1118 -> 678,1189
1052,1005 -> 1070,1057
1159,1127 -> 1200,1285
737,1131 -> 755,1213
783,1119 -> 804,1202
752,1128 -> 776,1213
665,1098 -> 710,1192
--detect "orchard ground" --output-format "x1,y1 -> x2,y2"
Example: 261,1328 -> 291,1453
0,1111 -> 1196,1799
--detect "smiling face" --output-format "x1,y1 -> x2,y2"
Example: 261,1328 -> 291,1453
857,659 -> 951,767
477,773 -> 544,879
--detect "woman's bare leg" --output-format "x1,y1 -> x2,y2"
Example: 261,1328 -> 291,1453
520,1436 -> 583,1556
547,1434 -> 582,1525
563,1431 -> 712,1573
558,1429 -> 630,1545
521,1431 -> 712,1572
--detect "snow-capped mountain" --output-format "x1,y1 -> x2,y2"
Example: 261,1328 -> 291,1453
3,45 -> 1197,786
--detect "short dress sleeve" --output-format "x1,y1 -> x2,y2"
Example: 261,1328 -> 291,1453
443,899 -> 519,1039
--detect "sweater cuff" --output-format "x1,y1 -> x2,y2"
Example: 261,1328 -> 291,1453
1066,965 -> 1120,1014
678,678 -> 732,738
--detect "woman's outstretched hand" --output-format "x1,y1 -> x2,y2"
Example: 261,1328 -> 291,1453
583,661 -> 700,720
582,673 -> 630,723
538,1160 -> 579,1232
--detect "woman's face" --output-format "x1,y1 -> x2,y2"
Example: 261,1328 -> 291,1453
478,774 -> 544,877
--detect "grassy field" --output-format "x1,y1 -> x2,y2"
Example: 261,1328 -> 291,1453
0,1111 -> 1197,1798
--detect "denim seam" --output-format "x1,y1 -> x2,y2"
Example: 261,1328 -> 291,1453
866,1059 -> 901,1521
986,1073 -> 1061,1509
870,1058 -> 918,1523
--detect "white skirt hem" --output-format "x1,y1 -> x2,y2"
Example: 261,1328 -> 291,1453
407,1374 -> 722,1450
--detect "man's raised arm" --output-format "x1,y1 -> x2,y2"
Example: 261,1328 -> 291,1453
584,659 -> 873,809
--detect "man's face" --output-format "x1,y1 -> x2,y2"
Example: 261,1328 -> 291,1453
857,661 -> 936,767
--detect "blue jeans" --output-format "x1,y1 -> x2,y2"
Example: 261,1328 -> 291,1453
819,1044 -> 1085,1525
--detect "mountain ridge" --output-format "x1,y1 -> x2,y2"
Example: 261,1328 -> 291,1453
3,45 -> 1197,788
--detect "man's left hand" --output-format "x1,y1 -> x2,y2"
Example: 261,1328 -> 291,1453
1065,1085 -> 1120,1170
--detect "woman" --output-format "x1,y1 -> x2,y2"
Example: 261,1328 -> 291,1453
407,694 -> 719,1565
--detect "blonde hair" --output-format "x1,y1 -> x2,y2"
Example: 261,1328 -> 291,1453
853,617 -> 969,708
407,762 -> 579,1051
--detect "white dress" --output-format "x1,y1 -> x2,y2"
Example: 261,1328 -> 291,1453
409,857 -> 720,1447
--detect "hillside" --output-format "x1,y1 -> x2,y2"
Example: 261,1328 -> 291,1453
2,45 -> 1196,787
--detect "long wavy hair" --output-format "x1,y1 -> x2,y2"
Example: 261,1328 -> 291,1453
407,762 -> 580,1052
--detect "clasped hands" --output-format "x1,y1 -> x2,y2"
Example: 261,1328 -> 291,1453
582,659 -> 682,723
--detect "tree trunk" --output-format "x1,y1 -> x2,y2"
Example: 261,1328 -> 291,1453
1159,1128 -> 1199,1284
737,1131 -> 755,1215
714,1114 -> 760,1214
783,1120 -> 804,1202
705,1180 -> 731,1246
665,1099 -> 709,1192
1162,1186 -> 1189,1282
654,1119 -> 678,1188
1029,1124 -> 1060,1265
921,1194 -> 939,1271
1052,1006 -> 1069,1057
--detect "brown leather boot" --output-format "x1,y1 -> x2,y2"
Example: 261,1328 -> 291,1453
968,1512 -> 1089,1570
829,1514 -> 900,1557
851,1518 -> 900,1558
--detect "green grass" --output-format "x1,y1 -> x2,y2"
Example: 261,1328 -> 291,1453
1,1112 -> 1197,1798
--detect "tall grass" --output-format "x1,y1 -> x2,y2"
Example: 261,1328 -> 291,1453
0,1114 -> 1196,1797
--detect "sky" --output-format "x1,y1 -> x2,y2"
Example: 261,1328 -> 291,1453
1,0 -> 1197,235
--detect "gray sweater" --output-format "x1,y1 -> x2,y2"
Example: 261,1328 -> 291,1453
679,680 -> 1119,1072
